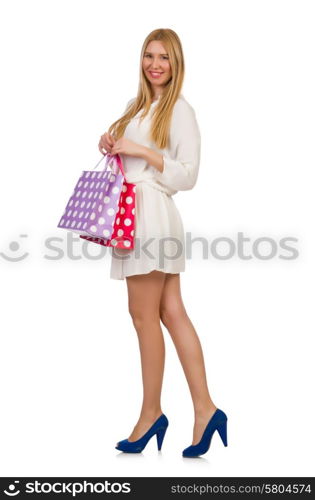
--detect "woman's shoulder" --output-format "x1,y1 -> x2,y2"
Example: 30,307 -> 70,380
126,97 -> 136,108
172,94 -> 198,119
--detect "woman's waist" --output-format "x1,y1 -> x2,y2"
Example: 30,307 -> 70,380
125,175 -> 175,196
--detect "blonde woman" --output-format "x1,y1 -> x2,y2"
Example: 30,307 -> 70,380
98,28 -> 228,457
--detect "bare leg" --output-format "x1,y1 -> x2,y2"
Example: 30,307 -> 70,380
160,273 -> 217,445
124,270 -> 166,442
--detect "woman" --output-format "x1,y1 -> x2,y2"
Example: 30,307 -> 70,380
98,28 -> 228,458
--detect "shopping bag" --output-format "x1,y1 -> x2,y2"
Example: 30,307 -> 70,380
57,153 -> 126,239
80,177 -> 136,249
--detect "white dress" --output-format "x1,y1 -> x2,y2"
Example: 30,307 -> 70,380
110,93 -> 201,280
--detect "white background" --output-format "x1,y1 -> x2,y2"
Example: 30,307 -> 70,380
0,0 -> 314,477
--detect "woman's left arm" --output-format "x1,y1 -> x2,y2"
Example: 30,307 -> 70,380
111,100 -> 201,191
151,100 -> 201,191
138,101 -> 201,188
110,138 -> 164,171
137,146 -> 164,172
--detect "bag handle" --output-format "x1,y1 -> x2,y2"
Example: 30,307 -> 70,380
92,153 -> 127,178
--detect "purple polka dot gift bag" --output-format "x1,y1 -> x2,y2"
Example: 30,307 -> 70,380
79,178 -> 136,249
57,153 -> 128,240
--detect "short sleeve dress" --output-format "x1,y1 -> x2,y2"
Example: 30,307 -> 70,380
110,93 -> 201,280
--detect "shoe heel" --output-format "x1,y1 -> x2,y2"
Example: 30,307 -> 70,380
156,426 -> 167,450
216,419 -> 228,446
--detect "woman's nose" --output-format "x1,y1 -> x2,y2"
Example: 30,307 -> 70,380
151,60 -> 161,68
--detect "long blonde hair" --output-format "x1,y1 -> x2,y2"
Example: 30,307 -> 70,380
108,28 -> 185,150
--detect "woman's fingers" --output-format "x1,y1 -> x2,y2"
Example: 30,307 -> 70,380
98,133 -> 114,154
98,139 -> 108,154
98,132 -> 118,155
108,133 -> 115,145
105,133 -> 115,147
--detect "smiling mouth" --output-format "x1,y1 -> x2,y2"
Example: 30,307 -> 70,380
149,71 -> 163,77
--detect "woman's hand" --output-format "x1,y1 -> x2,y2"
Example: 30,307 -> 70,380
98,132 -> 116,155
110,137 -> 143,157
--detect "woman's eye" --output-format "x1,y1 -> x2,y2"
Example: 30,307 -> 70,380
145,55 -> 169,60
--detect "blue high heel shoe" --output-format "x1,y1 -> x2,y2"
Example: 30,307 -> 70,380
115,413 -> 169,453
182,408 -> 228,457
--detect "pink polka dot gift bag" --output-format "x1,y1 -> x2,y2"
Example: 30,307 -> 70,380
57,153 -> 136,247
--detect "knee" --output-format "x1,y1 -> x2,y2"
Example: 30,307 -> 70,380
160,302 -> 187,328
128,305 -> 160,330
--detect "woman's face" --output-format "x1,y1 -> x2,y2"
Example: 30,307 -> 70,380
142,40 -> 172,93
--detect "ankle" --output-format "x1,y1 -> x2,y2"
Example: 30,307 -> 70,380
194,402 -> 217,417
140,408 -> 163,420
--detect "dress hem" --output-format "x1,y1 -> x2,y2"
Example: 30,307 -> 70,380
110,266 -> 185,280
